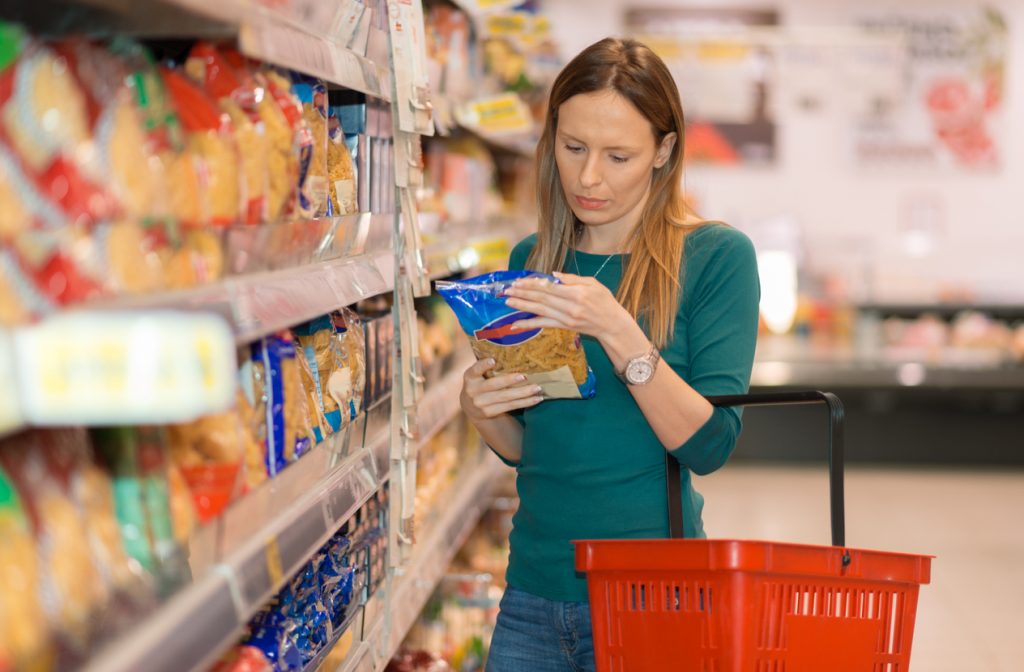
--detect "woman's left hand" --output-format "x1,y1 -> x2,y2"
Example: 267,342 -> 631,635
504,272 -> 633,343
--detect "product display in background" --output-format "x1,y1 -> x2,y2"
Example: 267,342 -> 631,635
393,491 -> 517,672
415,292 -> 466,387
0,25 -> 394,328
222,489 -> 388,672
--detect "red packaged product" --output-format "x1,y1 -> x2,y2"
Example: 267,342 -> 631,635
159,67 -> 242,228
185,43 -> 269,226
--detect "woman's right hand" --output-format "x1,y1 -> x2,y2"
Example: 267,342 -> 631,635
460,358 -> 544,422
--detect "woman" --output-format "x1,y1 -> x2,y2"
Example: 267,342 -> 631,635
461,37 -> 760,671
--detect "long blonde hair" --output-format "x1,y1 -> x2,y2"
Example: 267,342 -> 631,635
528,37 -> 701,348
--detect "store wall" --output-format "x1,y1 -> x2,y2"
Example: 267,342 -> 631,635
543,0 -> 1024,304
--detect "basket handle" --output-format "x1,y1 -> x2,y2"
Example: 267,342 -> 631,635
666,391 -> 847,552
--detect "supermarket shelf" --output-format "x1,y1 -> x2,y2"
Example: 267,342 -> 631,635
751,359 -> 1024,390
857,302 -> 1024,321
338,451 -> 506,672
101,247 -> 394,345
753,337 -> 1024,390
239,20 -> 391,100
82,404 -> 392,672
12,0 -> 391,98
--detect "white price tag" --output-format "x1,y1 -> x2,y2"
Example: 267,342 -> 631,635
387,0 -> 435,135
334,0 -> 367,48
14,311 -> 236,426
0,330 -> 23,434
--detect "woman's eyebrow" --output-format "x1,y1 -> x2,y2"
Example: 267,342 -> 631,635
557,131 -> 638,152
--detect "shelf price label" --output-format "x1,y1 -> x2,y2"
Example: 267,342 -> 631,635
455,93 -> 533,135
14,311 -> 236,426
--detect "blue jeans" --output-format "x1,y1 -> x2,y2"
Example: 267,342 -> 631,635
486,586 -> 596,672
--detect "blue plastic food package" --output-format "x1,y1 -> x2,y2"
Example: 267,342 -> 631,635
436,271 -> 596,400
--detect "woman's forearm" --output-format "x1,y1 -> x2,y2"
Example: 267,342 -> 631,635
601,320 -> 713,450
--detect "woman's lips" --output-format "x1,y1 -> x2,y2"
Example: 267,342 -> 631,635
575,195 -> 608,210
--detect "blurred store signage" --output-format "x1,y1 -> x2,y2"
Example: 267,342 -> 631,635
850,7 -> 1006,171
626,7 -> 778,166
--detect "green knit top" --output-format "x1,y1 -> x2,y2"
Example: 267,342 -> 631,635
501,223 -> 760,602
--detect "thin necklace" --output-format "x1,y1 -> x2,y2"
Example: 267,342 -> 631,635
572,249 -> 616,280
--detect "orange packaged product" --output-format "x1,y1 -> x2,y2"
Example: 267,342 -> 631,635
185,43 -> 269,226
262,68 -> 313,220
0,429 -> 108,662
160,67 -> 241,228
166,407 -> 248,524
0,463 -> 49,672
0,26 -> 117,231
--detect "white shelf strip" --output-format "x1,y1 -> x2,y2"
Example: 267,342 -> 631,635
98,248 -> 394,345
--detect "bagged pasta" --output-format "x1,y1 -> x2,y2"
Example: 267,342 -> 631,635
166,406 -> 250,523
0,26 -> 117,229
436,271 -> 596,400
261,68 -> 308,220
251,335 -> 315,477
327,110 -> 358,215
0,429 -> 107,661
292,77 -> 329,217
0,464 -> 49,672
237,357 -> 269,490
333,309 -> 366,419
160,67 -> 241,227
293,315 -> 347,441
185,43 -> 269,226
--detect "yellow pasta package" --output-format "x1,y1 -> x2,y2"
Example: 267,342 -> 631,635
436,271 -> 596,400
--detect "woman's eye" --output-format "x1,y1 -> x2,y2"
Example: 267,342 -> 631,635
564,144 -> 584,153
610,155 -> 629,164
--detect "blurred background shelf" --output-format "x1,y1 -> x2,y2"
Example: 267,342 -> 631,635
346,450 -> 504,672
81,405 -> 391,672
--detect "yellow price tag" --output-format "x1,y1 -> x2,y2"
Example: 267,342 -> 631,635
15,311 -> 235,426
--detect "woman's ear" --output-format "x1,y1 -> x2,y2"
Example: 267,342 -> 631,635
654,132 -> 677,169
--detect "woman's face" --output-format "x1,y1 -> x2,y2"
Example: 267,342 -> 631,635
555,89 -> 675,241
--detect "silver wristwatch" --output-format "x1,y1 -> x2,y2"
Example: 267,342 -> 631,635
616,345 -> 661,386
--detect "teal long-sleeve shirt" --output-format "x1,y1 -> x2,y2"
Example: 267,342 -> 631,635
500,223 -> 760,602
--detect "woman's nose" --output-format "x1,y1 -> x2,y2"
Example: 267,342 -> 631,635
579,155 -> 602,188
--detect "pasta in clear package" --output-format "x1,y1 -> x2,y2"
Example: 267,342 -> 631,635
436,271 -> 597,400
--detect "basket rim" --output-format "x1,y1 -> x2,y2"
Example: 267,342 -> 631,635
573,538 -> 933,585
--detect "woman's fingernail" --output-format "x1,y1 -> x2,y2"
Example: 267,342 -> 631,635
516,374 -> 527,382
533,386 -> 543,394
487,358 -> 496,365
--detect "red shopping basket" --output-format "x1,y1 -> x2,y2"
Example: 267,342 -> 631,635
574,391 -> 933,672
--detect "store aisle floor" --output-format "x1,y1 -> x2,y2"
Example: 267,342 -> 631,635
694,464 -> 1024,672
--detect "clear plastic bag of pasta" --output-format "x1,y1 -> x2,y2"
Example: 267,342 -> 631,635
436,270 -> 597,400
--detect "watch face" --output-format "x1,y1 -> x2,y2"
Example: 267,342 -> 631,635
626,359 -> 654,384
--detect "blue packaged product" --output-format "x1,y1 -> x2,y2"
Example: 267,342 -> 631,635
247,622 -> 303,672
252,336 -> 314,476
436,271 -> 597,400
